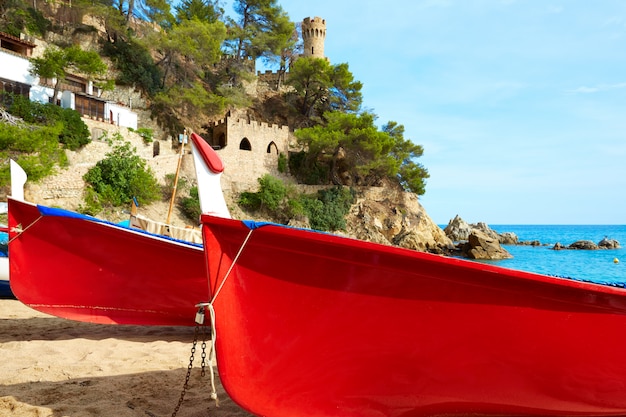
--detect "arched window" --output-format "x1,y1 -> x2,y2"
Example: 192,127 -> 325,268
239,137 -> 252,151
266,141 -> 279,154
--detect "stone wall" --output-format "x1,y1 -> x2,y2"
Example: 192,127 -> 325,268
25,117 -> 182,211
208,114 -> 294,194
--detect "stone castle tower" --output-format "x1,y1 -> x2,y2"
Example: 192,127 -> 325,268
301,17 -> 326,59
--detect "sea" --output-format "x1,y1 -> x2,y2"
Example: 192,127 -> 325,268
461,225 -> 626,285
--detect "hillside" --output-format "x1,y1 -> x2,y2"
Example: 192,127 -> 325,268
0,3 -> 452,253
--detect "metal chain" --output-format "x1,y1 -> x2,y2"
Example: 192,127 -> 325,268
171,324 -> 200,417
200,324 -> 208,378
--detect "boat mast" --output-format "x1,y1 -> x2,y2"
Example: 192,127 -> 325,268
166,128 -> 187,224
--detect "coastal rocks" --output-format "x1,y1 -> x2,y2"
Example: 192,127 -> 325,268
344,183 -> 454,254
443,215 -> 518,246
462,230 -> 513,260
444,215 -> 513,260
568,240 -> 599,250
599,238 -> 620,249
552,238 -> 620,250
499,232 -> 519,245
519,240 -> 543,246
443,215 -> 473,241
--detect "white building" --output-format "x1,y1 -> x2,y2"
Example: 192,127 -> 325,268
0,31 -> 137,129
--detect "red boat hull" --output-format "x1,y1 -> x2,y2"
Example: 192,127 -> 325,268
201,214 -> 626,416
8,198 -> 209,326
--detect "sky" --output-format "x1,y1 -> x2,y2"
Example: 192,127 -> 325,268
221,0 -> 626,225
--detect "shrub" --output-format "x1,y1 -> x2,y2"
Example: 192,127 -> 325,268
78,187 -> 103,216
237,174 -> 355,232
179,186 -> 201,222
0,122 -> 68,185
300,186 -> 355,231
83,141 -> 160,208
288,150 -> 330,184
3,93 -> 90,150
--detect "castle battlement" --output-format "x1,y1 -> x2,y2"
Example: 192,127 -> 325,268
209,115 -> 290,132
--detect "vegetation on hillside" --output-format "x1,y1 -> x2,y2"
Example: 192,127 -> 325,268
0,92 -> 90,186
0,0 -> 430,225
239,174 -> 355,231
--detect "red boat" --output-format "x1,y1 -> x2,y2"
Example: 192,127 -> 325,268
6,134 -> 229,326
201,214 -> 626,416
7,197 -> 208,326
189,135 -> 626,415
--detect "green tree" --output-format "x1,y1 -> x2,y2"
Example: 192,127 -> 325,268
383,121 -> 429,195
175,0 -> 222,23
152,18 -> 226,86
226,0 -> 295,62
287,57 -> 362,118
294,112 -> 429,195
152,81 -> 226,134
29,45 -> 108,104
102,37 -> 163,95
148,18 -> 227,132
111,0 -> 174,27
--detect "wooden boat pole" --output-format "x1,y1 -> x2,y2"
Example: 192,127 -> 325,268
166,129 -> 186,224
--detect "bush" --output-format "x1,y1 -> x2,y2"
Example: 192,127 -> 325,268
300,186 -> 355,231
1,6 -> 49,37
238,174 -> 288,212
237,174 -> 355,232
288,150 -> 330,185
83,141 -> 160,208
0,122 -> 68,185
78,187 -> 103,216
3,93 -> 90,150
179,186 -> 201,222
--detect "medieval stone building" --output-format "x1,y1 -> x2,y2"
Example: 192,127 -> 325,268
205,111 -> 292,194
208,17 -> 327,193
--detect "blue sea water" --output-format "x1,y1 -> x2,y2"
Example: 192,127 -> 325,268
478,225 -> 626,285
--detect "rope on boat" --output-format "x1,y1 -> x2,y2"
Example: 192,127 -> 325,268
210,228 -> 255,303
205,227 -> 254,405
178,227 -> 254,412
207,303 -> 218,403
7,215 -> 44,244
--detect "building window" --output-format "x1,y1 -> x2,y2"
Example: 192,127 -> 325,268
266,141 -> 278,154
0,77 -> 30,98
239,137 -> 252,151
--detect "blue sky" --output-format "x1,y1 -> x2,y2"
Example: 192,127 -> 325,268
221,1 -> 626,225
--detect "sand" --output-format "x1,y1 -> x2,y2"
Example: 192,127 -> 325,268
0,299 -> 253,417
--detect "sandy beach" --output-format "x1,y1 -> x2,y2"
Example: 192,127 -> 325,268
0,299 -> 253,417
